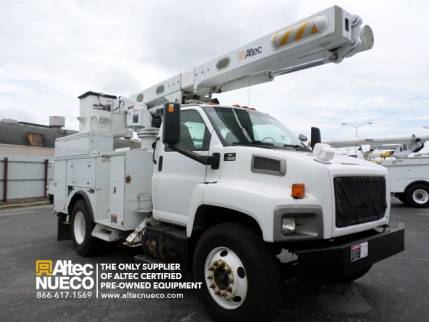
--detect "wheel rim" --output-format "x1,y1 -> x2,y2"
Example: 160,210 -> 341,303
413,189 -> 429,204
73,211 -> 86,244
204,246 -> 248,310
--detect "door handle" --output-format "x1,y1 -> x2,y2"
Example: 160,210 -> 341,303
152,137 -> 159,164
158,156 -> 163,171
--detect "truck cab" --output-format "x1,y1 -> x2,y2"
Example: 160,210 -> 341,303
149,102 -> 403,321
154,103 -> 391,242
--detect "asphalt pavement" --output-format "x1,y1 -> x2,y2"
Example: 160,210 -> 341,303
0,200 -> 428,322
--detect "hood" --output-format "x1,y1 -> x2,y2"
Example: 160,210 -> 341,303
246,147 -> 387,174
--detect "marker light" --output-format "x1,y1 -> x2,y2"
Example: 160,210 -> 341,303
168,103 -> 175,113
291,183 -> 305,199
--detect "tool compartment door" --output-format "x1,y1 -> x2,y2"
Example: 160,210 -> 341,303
110,154 -> 125,226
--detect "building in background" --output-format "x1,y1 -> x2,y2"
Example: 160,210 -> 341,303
0,117 -> 74,202
0,118 -> 75,157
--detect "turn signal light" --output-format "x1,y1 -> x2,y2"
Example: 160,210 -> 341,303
292,183 -> 305,199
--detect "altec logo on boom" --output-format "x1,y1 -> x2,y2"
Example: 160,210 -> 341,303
35,260 -> 95,290
239,46 -> 263,60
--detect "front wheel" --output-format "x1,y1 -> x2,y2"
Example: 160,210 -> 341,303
405,184 -> 429,208
193,223 -> 281,322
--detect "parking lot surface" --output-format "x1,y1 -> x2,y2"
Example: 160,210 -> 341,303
0,200 -> 428,322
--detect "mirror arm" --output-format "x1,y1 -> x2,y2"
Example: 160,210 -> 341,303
168,145 -> 220,169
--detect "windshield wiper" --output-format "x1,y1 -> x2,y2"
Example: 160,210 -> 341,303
231,142 -> 309,151
232,140 -> 278,148
283,144 -> 311,152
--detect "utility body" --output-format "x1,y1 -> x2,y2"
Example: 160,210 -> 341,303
51,6 -> 404,322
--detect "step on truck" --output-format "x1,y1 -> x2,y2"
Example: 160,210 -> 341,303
51,6 -> 404,322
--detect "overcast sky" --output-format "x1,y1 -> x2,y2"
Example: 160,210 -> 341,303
0,0 -> 428,141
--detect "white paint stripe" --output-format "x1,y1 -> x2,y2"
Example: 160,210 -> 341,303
288,28 -> 299,44
303,22 -> 314,38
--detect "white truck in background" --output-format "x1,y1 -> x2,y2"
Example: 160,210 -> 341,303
51,6 -> 404,322
326,135 -> 429,207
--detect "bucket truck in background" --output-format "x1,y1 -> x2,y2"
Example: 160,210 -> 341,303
325,134 -> 429,207
51,6 -> 404,322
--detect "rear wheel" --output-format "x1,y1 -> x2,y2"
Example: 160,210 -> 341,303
405,184 -> 429,208
70,200 -> 99,256
193,223 -> 281,322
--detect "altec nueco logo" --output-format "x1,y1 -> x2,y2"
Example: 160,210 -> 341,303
36,260 -> 94,290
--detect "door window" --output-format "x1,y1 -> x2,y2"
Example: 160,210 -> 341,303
177,110 -> 211,151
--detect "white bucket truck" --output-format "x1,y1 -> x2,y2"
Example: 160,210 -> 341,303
52,6 -> 404,321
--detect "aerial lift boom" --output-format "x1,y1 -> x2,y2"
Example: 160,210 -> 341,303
133,6 -> 374,111
325,134 -> 429,157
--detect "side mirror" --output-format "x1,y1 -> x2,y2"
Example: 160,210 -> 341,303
310,127 -> 321,148
160,102 -> 219,169
162,103 -> 181,146
298,134 -> 308,142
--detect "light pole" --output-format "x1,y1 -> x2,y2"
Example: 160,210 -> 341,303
342,121 -> 373,155
342,121 -> 373,138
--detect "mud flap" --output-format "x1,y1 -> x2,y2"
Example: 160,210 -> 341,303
57,213 -> 71,241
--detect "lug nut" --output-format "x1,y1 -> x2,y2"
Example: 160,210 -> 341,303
219,262 -> 225,268
226,269 -> 231,274
210,284 -> 215,289
227,287 -> 232,292
208,267 -> 214,271
215,290 -> 221,295
207,275 -> 213,280
221,292 -> 227,297
213,262 -> 219,266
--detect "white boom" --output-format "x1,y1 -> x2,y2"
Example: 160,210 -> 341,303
132,6 -> 374,111
325,134 -> 429,150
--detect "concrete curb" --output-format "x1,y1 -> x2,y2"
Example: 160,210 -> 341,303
0,201 -> 50,210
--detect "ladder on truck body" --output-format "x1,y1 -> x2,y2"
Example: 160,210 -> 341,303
132,6 -> 374,112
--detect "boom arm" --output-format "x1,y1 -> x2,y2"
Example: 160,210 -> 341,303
324,135 -> 429,149
133,6 -> 374,111
325,135 -> 429,159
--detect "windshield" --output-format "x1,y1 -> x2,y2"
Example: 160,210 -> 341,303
203,106 -> 310,151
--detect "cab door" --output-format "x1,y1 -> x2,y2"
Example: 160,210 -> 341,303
152,108 -> 212,225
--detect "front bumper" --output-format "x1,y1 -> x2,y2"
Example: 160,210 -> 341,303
295,227 -> 404,280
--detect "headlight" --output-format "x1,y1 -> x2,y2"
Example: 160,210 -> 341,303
282,218 -> 296,234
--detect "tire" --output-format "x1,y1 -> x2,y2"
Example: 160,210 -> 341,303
340,266 -> 371,283
404,184 -> 429,208
193,223 -> 281,322
70,200 -> 99,256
